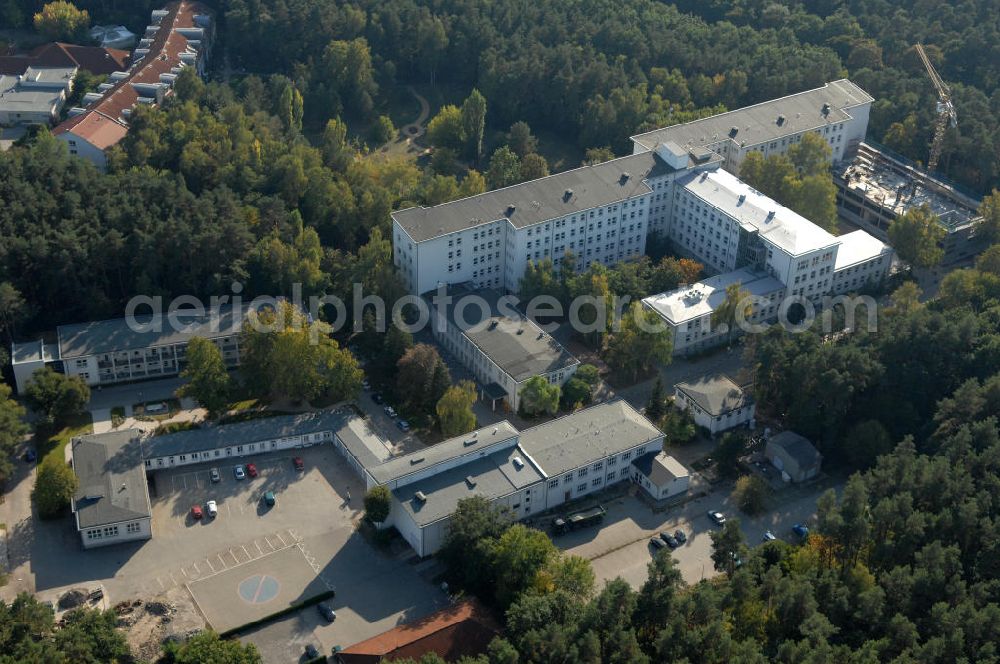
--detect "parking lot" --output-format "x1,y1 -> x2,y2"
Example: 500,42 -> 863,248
146,444 -> 447,662
558,479 -> 841,590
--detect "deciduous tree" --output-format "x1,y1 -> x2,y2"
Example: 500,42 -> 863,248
888,204 -> 946,268
33,1 -> 88,41
518,376 -> 560,417
177,337 -> 231,419
363,485 -> 391,524
33,458 -> 78,519
23,367 -> 90,428
436,380 -> 477,437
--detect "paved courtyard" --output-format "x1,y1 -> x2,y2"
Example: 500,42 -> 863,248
188,546 -> 327,633
1,441 -> 447,662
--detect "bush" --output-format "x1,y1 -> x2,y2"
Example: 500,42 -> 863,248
733,475 -> 768,515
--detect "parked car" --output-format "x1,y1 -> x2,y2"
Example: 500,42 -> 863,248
762,530 -> 777,542
792,524 -> 810,539
304,644 -> 320,659
206,500 -> 218,518
317,602 -> 336,622
372,393 -> 384,404
210,467 -> 221,483
190,505 -> 203,520
397,419 -> 410,431
263,490 -> 276,507
233,465 -> 246,480
660,531 -> 680,548
708,510 -> 727,525
293,456 -> 304,471
674,529 -> 687,544
649,536 -> 667,550
384,405 -> 397,418
24,449 -> 36,463
245,462 -> 258,478
362,379 -> 371,391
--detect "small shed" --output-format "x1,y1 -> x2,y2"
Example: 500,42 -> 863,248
765,431 -> 821,483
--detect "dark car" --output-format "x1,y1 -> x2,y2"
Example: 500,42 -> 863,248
674,529 -> 687,544
660,531 -> 680,548
372,392 -> 384,404
304,643 -> 320,659
317,602 -> 336,622
649,536 -> 667,550
293,457 -> 304,471
792,524 -> 810,539
24,449 -> 37,463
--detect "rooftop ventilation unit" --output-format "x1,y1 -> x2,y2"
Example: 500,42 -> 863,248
776,115 -> 786,126
516,328 -> 524,335
766,210 -> 776,221
410,456 -> 425,465
493,427 -> 498,434
737,194 -> 746,205
537,332 -> 544,340
620,172 -> 631,183
465,476 -> 477,488
414,491 -> 427,503
463,438 -> 478,447
512,457 -> 524,470
729,126 -> 739,138
821,103 -> 831,116
563,188 -> 573,200
506,204 -> 516,216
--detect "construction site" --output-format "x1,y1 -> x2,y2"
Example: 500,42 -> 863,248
834,142 -> 984,264
833,43 -> 986,265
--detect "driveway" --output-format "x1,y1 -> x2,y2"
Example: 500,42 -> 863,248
559,478 -> 841,589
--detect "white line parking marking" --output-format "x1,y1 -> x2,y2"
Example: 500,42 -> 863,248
181,568 -> 189,578
229,549 -> 240,565
156,577 -> 165,589
193,562 -> 200,573
242,545 -> 251,559
217,553 -> 227,568
205,558 -> 215,573
256,540 -> 263,555
275,532 -> 286,547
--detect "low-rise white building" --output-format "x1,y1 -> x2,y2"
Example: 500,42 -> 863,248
0,66 -> 76,126
642,267 -> 785,356
674,374 -> 754,435
631,451 -> 690,501
429,285 -> 578,412
10,306 -> 250,394
72,430 -> 152,549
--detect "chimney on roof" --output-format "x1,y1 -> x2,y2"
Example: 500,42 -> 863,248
620,172 -> 630,184
766,210 -> 776,222
563,188 -> 573,201
506,204 -> 516,216
776,115 -> 785,126
821,103 -> 831,116
737,194 -> 746,205
729,126 -> 738,138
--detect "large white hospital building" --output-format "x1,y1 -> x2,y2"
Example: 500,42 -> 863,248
392,80 -> 892,347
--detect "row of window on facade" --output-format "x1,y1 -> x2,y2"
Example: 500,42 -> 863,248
85,521 -> 142,540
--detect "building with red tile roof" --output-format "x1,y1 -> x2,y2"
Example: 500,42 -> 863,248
0,43 -> 130,77
52,0 -> 212,169
335,599 -> 501,664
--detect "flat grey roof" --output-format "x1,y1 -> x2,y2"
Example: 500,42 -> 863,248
57,306 -> 249,359
519,400 -> 663,478
675,374 -> 750,416
335,415 -> 393,469
432,286 -> 578,382
141,409 -> 351,459
834,229 -> 890,271
631,79 -> 873,152
369,421 -> 520,486
392,151 -> 672,242
72,430 -> 151,529
10,340 -> 58,365
392,445 -> 543,527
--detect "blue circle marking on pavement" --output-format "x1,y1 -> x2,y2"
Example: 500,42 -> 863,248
238,574 -> 280,604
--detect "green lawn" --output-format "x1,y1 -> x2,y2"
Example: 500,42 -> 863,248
36,413 -> 94,467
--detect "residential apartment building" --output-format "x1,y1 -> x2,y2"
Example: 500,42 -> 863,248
10,306 -> 247,393
429,285 -> 579,412
52,0 -> 212,168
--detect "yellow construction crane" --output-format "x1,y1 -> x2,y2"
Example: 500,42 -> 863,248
914,43 -> 957,173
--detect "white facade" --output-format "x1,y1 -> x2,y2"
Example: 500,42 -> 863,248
631,452 -> 691,501
80,518 -> 152,549
539,438 -> 662,511
142,429 -> 329,470
393,192 -> 652,297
